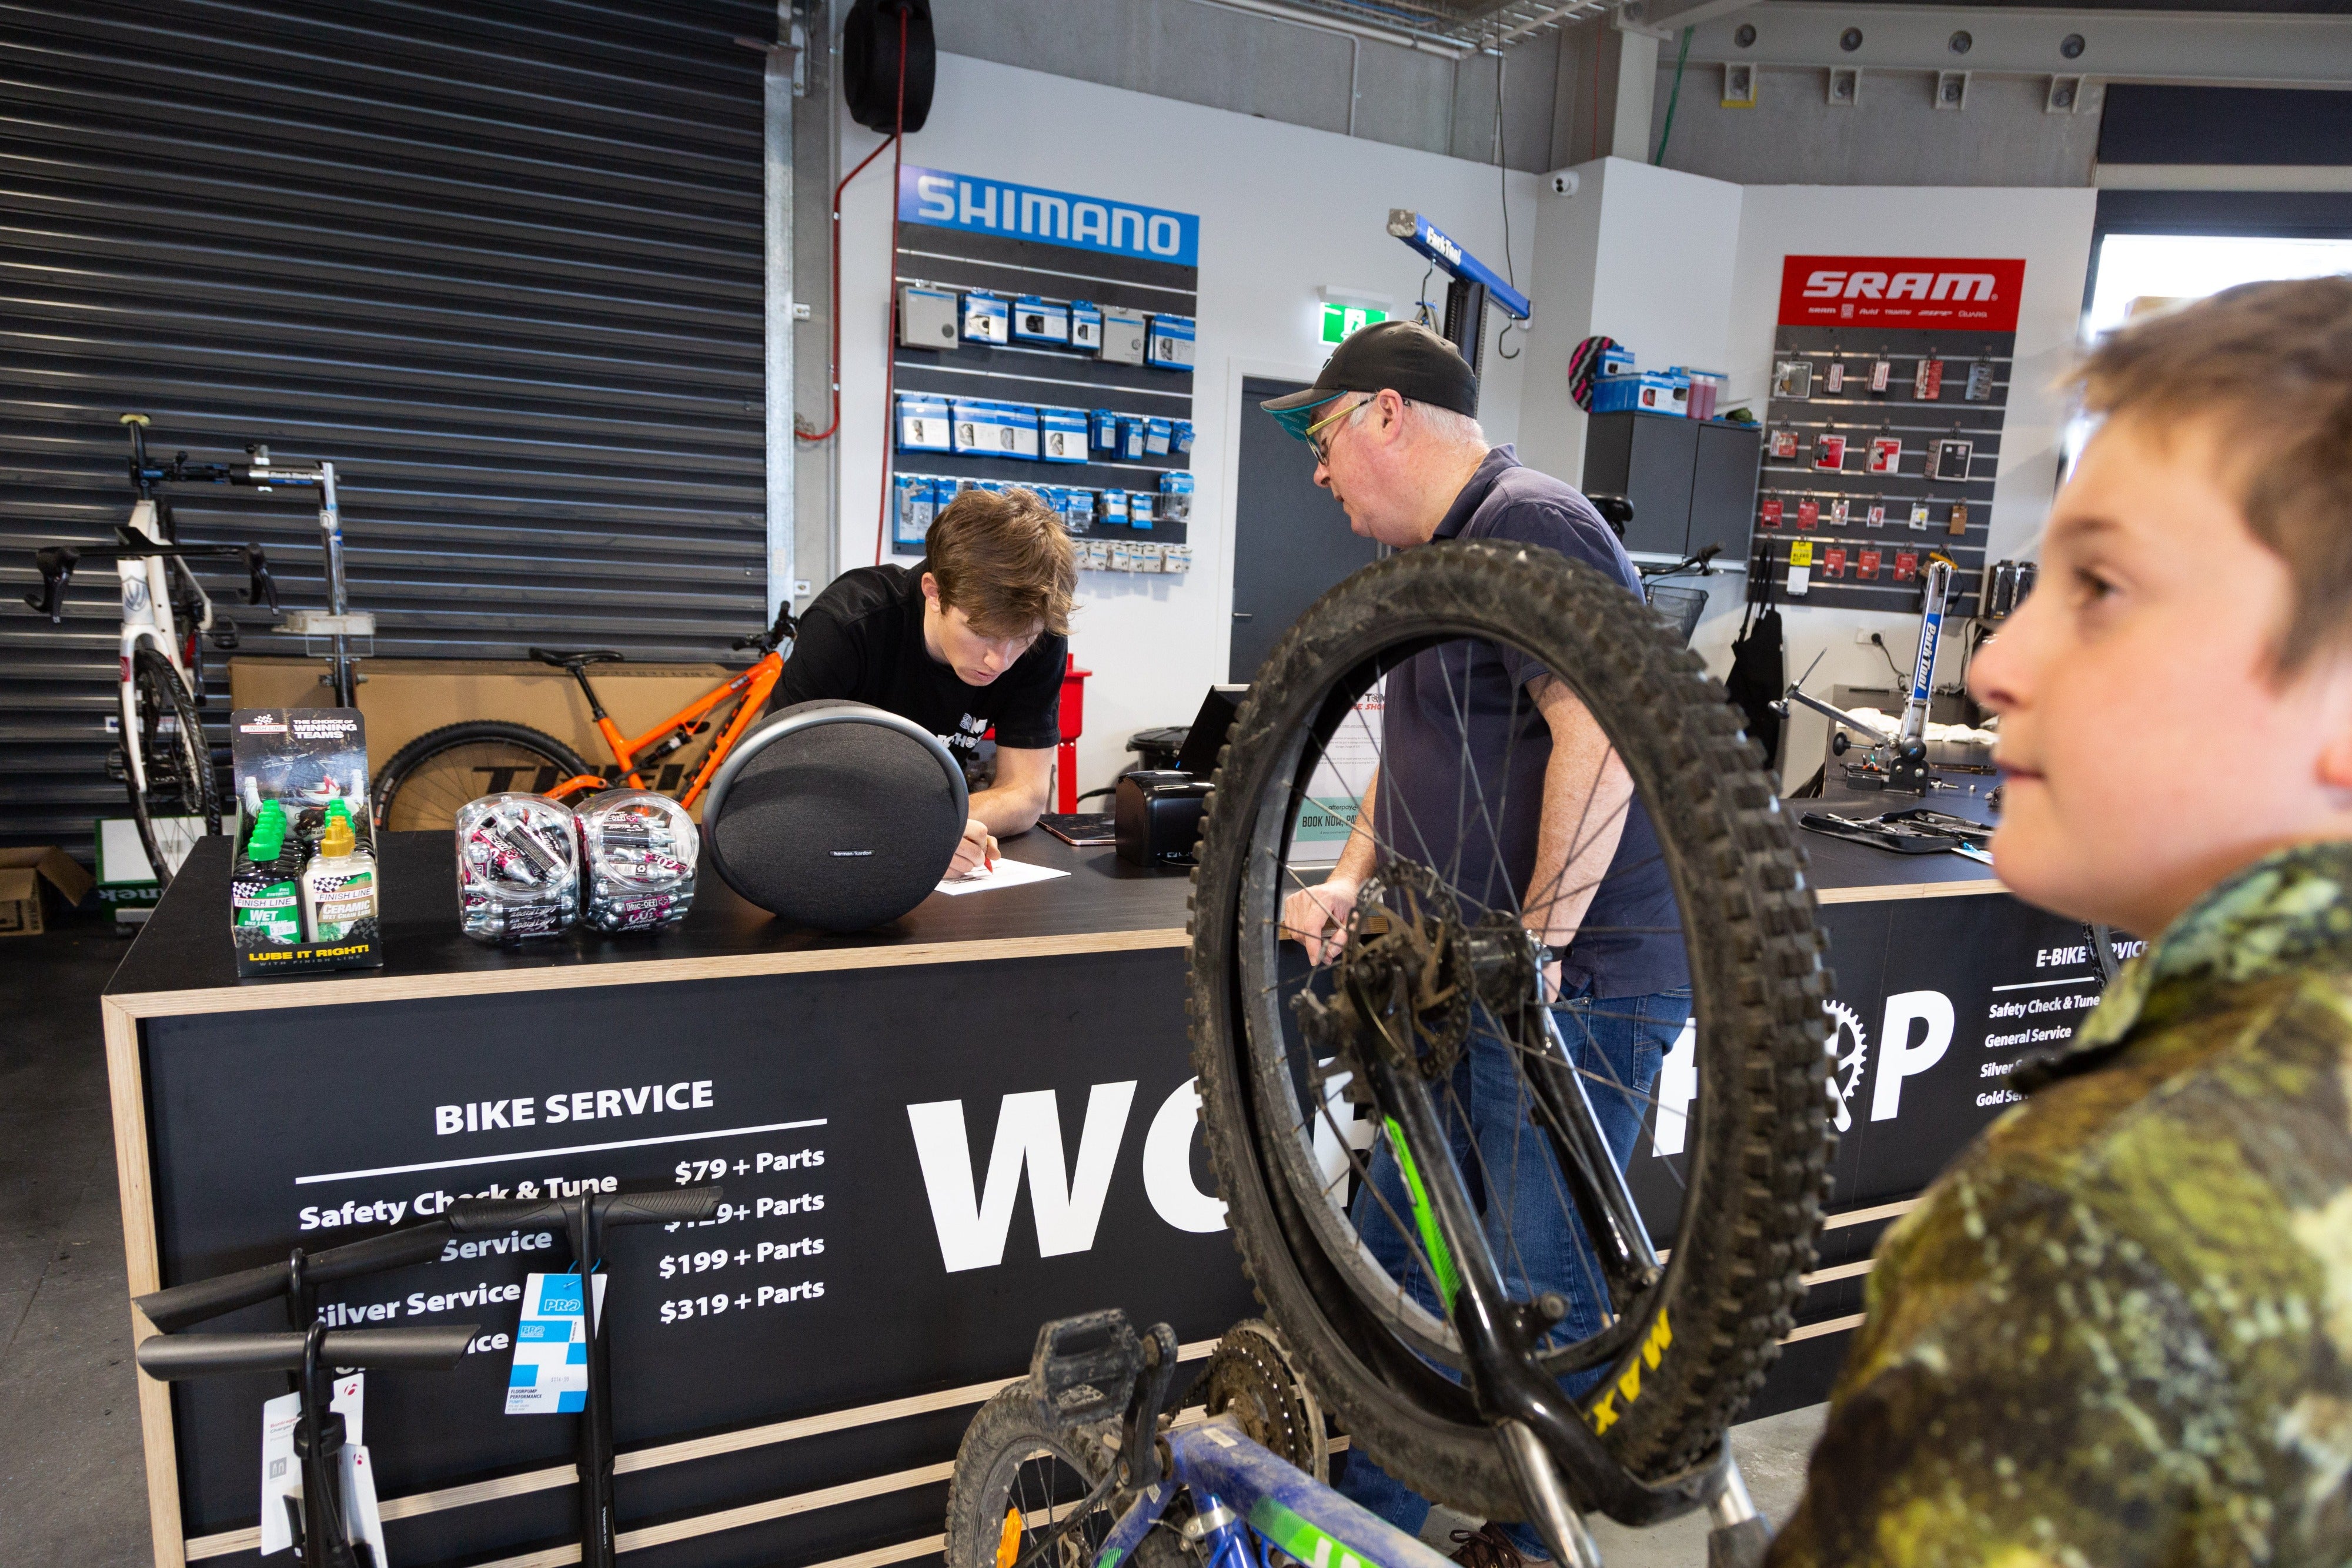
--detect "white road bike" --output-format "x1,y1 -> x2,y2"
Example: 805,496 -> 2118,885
25,415 -> 359,888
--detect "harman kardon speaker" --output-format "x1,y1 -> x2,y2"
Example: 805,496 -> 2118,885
702,701 -> 968,931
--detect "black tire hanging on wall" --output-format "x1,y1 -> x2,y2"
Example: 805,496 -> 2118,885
843,0 -> 937,133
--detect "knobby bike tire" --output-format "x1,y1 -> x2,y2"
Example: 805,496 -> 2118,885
1186,541 -> 1833,1517
945,1383 -> 1127,1568
372,721 -> 592,831
127,646 -> 220,891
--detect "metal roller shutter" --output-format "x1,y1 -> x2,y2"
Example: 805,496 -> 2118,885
0,0 -> 773,858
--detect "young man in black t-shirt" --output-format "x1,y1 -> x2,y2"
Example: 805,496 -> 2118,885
776,488 -> 1076,876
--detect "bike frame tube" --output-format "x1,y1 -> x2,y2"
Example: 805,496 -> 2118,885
676,657 -> 783,808
1174,1420 -> 1454,1568
1361,1054 -> 1730,1525
562,653 -> 785,808
116,499 -> 196,803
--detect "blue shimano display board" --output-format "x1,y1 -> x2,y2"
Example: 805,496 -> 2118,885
899,166 -> 1200,268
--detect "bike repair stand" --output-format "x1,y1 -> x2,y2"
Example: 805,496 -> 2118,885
1386,211 -> 1532,413
1779,553 -> 1958,795
252,446 -> 370,708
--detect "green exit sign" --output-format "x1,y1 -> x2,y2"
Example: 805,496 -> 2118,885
1321,303 -> 1388,343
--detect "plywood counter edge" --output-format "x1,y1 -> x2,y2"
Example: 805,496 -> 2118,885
105,878 -> 2005,1022
103,924 -> 1198,1020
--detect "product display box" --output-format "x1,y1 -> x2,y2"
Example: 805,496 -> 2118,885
230,708 -> 383,978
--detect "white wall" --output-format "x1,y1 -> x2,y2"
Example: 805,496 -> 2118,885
1516,176 -> 2094,787
1716,184 -> 2098,781
836,52 -> 1541,794
1517,158 -> 1745,488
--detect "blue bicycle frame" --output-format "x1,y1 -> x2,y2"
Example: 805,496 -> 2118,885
1094,1417 -> 1456,1568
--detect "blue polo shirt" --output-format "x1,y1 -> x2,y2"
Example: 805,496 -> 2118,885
1371,447 -> 1688,999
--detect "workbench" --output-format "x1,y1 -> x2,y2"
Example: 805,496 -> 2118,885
100,796 -> 2099,1567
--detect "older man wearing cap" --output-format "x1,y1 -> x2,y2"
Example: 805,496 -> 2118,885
1265,322 -> 1690,1568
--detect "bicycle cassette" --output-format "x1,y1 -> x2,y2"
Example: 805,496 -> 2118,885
1200,1319 -> 1327,1483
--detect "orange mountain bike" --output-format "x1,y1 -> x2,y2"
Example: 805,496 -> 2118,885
370,606 -> 795,831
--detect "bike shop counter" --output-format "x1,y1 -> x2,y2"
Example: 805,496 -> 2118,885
100,804 -> 2109,1568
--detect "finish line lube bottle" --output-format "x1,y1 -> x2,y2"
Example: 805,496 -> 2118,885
301,801 -> 377,945
231,800 -> 303,946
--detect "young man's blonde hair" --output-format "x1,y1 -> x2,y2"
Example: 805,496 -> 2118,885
925,487 -> 1078,639
2074,275 -> 2352,674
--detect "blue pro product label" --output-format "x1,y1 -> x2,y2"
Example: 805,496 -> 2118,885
899,168 -> 1199,268
505,1272 -> 605,1415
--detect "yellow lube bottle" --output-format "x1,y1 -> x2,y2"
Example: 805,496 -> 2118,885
301,801 -> 377,944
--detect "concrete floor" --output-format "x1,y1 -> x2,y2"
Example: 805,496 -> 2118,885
0,912 -> 1829,1568
0,915 -> 153,1566
1419,1402 -> 1829,1566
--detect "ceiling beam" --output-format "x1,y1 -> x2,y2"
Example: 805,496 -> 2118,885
1680,4 -> 2352,88
1617,0 -> 1764,42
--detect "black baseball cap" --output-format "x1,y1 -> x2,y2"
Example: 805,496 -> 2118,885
1261,320 -> 1479,442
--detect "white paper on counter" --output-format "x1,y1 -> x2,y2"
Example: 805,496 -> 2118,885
934,858 -> 1072,897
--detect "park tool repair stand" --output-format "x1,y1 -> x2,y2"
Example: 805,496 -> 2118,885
1780,553 -> 1959,794
1388,210 -> 1533,406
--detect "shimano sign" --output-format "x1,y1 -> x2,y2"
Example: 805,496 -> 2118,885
898,166 -> 1199,268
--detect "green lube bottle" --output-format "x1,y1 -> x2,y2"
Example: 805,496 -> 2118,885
232,800 -> 303,944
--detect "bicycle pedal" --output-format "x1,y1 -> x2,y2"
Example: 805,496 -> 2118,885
1031,1310 -> 1144,1425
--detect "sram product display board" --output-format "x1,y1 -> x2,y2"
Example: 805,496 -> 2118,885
888,166 -> 1197,573
1752,256 -> 2022,613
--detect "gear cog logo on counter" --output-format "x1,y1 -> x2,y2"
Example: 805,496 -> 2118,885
1822,999 -> 1869,1132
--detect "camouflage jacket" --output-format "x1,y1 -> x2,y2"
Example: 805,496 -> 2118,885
1769,841 -> 2352,1568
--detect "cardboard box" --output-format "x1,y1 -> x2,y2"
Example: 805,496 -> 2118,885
0,847 -> 96,937
229,657 -> 737,807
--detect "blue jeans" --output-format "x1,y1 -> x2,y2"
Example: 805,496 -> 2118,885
1334,985 -> 1690,1558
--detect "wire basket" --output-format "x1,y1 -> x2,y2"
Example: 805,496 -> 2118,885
1645,583 -> 1709,647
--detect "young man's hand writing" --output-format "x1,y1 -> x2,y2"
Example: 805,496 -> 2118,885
947,817 -> 999,878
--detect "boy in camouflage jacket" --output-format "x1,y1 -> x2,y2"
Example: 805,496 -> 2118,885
1768,279 -> 2352,1566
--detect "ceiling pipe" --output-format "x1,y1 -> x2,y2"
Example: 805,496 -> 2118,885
1172,0 -> 1481,59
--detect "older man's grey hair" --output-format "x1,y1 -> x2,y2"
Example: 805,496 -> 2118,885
1410,400 -> 1488,449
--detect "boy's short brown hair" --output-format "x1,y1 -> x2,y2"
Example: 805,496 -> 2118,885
925,487 -> 1078,638
2076,275 -> 2352,674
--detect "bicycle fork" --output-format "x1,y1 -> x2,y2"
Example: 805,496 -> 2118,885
1364,1039 -> 1770,1566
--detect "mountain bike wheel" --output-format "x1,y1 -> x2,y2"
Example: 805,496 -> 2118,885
126,647 -> 220,890
373,721 -> 592,831
1187,540 -> 1832,1517
946,1383 -> 1128,1568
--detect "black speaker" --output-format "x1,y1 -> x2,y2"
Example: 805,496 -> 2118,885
843,0 -> 936,135
702,701 -> 968,931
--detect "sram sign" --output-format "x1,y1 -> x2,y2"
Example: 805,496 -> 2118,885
1777,255 -> 2026,331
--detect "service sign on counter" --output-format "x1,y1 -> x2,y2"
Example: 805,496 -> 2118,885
144,948 -> 1254,1564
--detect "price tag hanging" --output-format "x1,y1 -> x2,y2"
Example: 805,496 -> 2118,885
506,1273 -> 607,1415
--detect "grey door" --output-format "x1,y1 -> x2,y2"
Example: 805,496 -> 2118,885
1230,377 -> 1379,681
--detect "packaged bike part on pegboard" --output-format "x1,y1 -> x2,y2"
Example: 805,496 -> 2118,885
455,794 -> 579,943
230,709 -> 383,977
576,790 -> 697,934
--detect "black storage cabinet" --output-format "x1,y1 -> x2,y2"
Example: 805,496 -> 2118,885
1582,413 -> 1762,559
